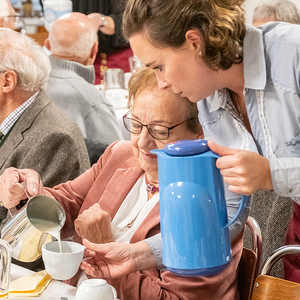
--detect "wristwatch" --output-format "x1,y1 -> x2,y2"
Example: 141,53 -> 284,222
99,14 -> 107,28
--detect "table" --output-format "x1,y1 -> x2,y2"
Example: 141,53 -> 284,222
8,264 -> 76,300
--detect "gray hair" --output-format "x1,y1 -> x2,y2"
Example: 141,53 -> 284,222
253,0 -> 300,25
49,26 -> 98,63
0,28 -> 50,92
0,0 -> 9,18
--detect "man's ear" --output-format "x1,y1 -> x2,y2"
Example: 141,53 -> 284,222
185,29 -> 203,52
1,71 -> 17,94
90,41 -> 98,62
44,38 -> 51,51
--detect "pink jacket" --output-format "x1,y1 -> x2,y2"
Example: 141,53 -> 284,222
46,141 -> 242,300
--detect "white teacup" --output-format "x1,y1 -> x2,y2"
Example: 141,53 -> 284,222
42,241 -> 85,280
76,279 -> 117,300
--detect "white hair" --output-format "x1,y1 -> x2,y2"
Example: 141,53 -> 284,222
0,0 -> 9,18
0,28 -> 51,92
253,0 -> 300,25
49,26 -> 98,63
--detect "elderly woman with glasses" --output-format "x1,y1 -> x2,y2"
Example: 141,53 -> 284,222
0,67 -> 241,299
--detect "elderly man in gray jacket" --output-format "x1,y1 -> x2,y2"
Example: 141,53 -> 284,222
44,12 -> 123,163
0,28 -> 90,223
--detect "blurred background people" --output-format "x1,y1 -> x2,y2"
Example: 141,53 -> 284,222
72,0 -> 132,84
0,0 -> 16,30
44,12 -> 123,164
0,28 -> 90,226
253,0 -> 300,26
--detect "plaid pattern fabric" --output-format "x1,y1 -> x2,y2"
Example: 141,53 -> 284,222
0,91 -> 39,136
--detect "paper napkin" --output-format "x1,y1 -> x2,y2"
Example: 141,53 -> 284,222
1,270 -> 53,297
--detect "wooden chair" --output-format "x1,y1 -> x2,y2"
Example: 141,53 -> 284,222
251,245 -> 300,300
238,216 -> 262,300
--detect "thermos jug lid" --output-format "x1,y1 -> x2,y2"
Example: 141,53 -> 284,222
164,139 -> 209,156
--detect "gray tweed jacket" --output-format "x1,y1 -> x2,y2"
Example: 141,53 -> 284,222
0,91 -> 91,221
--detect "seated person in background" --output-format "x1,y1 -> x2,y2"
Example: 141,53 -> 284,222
0,67 -> 241,299
0,0 -> 15,30
72,0 -> 133,83
253,0 -> 300,27
0,28 -> 90,224
44,12 -> 123,164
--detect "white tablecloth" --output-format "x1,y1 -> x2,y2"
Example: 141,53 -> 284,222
8,264 -> 76,300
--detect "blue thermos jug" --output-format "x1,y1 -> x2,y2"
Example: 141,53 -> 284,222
151,139 -> 250,276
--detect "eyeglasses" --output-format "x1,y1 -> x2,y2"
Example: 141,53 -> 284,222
123,110 -> 189,140
5,14 -> 20,22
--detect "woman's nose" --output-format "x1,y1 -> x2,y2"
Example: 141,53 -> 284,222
138,126 -> 154,146
156,74 -> 170,90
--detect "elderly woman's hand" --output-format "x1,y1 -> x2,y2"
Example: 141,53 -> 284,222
80,239 -> 158,279
74,203 -> 113,244
0,167 -> 40,209
208,140 -> 273,195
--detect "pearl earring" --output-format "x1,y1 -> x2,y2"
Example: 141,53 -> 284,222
199,50 -> 202,56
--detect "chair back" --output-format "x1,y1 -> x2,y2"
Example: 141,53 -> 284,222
238,216 -> 262,300
251,245 -> 300,300
245,190 -> 293,277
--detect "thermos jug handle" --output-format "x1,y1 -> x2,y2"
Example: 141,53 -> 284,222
226,194 -> 251,231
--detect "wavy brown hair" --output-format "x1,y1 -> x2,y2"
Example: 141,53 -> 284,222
123,0 -> 246,71
128,67 -> 203,136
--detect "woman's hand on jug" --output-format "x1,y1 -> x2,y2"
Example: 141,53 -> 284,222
75,203 -> 113,244
0,167 -> 40,208
208,140 -> 273,195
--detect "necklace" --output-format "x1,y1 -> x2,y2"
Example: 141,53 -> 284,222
145,175 -> 159,194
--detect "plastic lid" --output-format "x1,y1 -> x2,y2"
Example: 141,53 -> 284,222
164,139 -> 209,156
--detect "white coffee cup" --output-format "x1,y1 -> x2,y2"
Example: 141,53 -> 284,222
42,241 -> 85,280
76,279 -> 117,300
